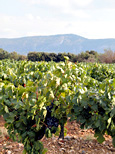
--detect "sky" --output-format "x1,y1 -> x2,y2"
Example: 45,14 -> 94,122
0,0 -> 115,39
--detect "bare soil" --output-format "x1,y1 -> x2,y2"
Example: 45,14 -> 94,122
0,116 -> 115,154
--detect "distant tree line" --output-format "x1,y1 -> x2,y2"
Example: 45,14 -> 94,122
27,50 -> 99,63
0,48 -> 115,63
0,48 -> 27,61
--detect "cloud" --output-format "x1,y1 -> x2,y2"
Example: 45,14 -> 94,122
0,13 -> 67,38
25,13 -> 35,20
71,0 -> 93,7
19,0 -> 92,21
20,0 -> 93,10
63,9 -> 90,19
25,0 -> 93,7
1,0 -> 115,39
1,11 -> 115,39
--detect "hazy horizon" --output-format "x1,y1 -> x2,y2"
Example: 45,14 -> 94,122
0,33 -> 115,40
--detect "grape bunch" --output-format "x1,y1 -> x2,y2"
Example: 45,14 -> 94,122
45,116 -> 59,133
36,103 -> 59,140
45,103 -> 59,133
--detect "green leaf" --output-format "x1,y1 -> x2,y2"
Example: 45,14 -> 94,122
94,132 -> 105,143
95,120 -> 100,127
34,141 -> 44,151
112,136 -> 115,147
45,128 -> 52,138
42,148 -> 48,154
22,148 -> 27,154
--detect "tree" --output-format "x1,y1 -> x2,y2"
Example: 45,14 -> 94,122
18,55 -> 27,60
27,52 -> 38,61
57,53 -> 65,62
49,53 -> 57,62
99,49 -> 115,63
9,51 -> 19,60
0,48 -> 9,60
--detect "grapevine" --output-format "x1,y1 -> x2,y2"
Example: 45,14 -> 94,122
0,59 -> 115,153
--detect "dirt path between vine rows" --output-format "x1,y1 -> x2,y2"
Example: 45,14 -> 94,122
0,116 -> 115,154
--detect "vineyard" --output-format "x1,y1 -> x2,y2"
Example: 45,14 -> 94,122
0,59 -> 115,154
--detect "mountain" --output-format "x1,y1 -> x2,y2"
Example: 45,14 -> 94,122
0,34 -> 115,55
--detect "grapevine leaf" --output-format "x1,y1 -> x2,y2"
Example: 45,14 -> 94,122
22,149 -> 27,154
95,120 -> 100,127
107,118 -> 111,128
43,109 -> 47,118
42,148 -> 48,154
45,128 -> 52,138
94,132 -> 105,143
112,136 -> 115,147
4,105 -> 9,113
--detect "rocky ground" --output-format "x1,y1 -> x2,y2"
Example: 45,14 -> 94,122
0,116 -> 115,154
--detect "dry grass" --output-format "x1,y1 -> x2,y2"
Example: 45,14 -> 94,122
0,127 -> 8,139
83,134 -> 95,141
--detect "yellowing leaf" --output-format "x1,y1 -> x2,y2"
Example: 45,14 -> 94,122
49,91 -> 54,100
56,78 -> 60,87
4,105 -> 9,113
107,118 -> 111,128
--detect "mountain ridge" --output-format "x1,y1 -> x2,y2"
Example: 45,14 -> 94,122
0,34 -> 115,55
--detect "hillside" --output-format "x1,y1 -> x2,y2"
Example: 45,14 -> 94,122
0,34 -> 115,55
